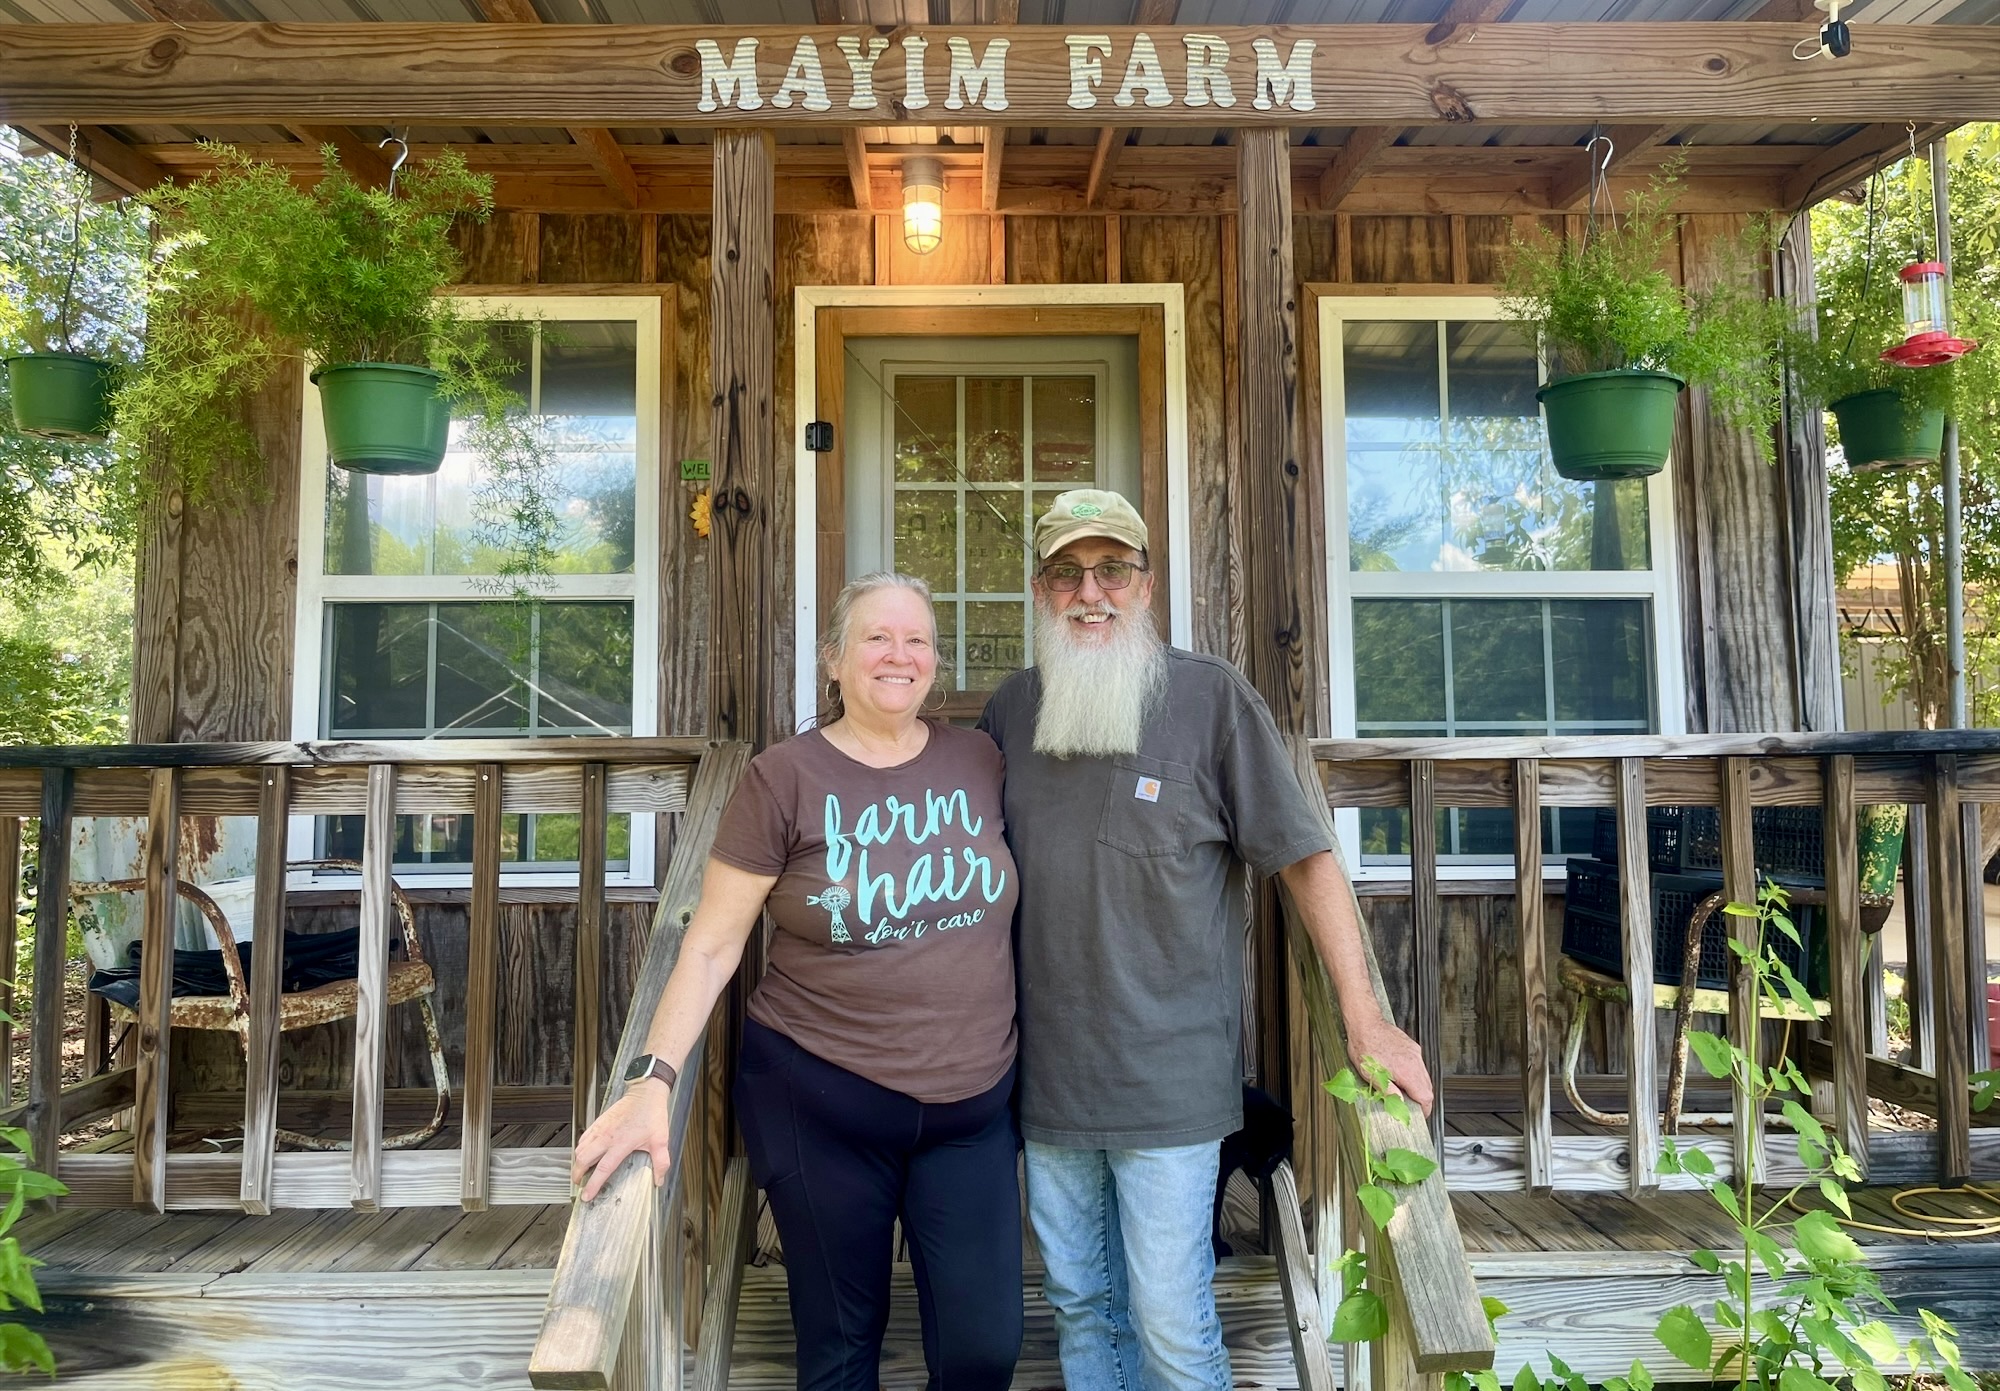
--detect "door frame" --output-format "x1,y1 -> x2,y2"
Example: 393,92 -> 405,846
792,284 -> 1192,727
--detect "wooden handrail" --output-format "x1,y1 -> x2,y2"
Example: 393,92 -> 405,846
1282,737 -> 1496,1376
530,741 -> 751,1391
0,735 -> 714,768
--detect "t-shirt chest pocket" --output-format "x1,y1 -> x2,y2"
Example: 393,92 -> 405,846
1097,756 -> 1197,859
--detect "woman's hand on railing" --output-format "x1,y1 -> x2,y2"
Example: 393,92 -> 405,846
572,1079 -> 675,1202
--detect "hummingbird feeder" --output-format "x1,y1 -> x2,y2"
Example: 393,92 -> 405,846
1880,260 -> 1977,368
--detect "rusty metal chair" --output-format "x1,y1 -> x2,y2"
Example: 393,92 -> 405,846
75,858 -> 449,1151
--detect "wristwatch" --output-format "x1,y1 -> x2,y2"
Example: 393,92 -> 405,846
623,1053 -> 678,1092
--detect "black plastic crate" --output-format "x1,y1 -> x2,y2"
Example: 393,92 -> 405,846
1561,857 -> 1827,996
1591,805 -> 1826,886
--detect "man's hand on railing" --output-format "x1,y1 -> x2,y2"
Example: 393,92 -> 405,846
1345,1009 -> 1435,1120
572,1079 -> 675,1202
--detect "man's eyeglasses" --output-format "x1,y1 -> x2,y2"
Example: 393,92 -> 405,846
1038,560 -> 1150,593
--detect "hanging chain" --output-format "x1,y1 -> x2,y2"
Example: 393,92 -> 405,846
1906,121 -> 1930,263
54,122 -> 87,354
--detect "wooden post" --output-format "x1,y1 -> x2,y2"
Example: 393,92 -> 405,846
1777,215 -> 1843,733
351,762 -> 397,1211
132,768 -> 180,1212
1721,756 -> 1763,1184
1235,126 -> 1325,737
1904,803 -> 1937,1071
1408,761 -> 1444,1152
239,764 -> 289,1215
576,761 -> 609,1139
1923,754 -> 1971,1184
707,130 -> 777,750
463,761 -> 503,1211
26,769 -> 73,1192
1513,759 -> 1552,1194
0,815 -> 18,1111
1614,757 -> 1658,1194
1821,756 -> 1869,1178
1960,801 -> 1988,1075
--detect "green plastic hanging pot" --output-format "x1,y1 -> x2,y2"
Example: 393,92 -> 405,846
1829,387 -> 1944,473
1535,369 -> 1686,482
4,352 -> 116,441
312,362 -> 451,476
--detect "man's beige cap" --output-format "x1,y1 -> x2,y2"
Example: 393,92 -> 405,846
1034,488 -> 1149,560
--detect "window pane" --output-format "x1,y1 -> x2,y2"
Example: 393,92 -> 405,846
536,601 -> 634,733
964,490 -> 1027,593
963,601 -> 1027,691
1353,600 -> 1445,727
1343,321 -> 1440,445
1032,376 -> 1098,482
541,321 -> 637,417
894,491 -> 958,592
1550,600 -> 1651,724
894,376 -> 957,481
434,603 -> 531,732
964,377 -> 1023,483
328,604 -> 430,732
326,468 -> 430,577
1450,600 -> 1547,724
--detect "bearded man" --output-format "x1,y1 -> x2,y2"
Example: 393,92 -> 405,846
977,488 -> 1432,1391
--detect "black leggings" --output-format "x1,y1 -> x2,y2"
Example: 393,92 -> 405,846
734,1019 -> 1023,1391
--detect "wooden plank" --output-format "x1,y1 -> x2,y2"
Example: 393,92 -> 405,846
12,25 -> 2000,127
1962,801 -> 1989,1079
1777,213 -> 1842,734
1781,121 -> 1958,208
1720,756 -> 1763,1183
1408,761 -> 1445,1152
132,767 -> 180,1214
1513,759 -> 1552,1194
351,764 -> 397,1212
693,1157 -> 756,1391
1423,0 -> 1517,46
1269,1161 -> 1337,1391
285,124 -> 391,186
1905,803 -> 1938,1072
23,772 -> 74,1190
240,765 -> 290,1216
530,744 -> 751,1390
1613,757 -> 1657,1195
982,126 -> 1006,211
12,122 -> 166,197
1924,754 -> 1972,1183
1317,126 -> 1398,210
1086,125 -> 1126,208
708,131 -> 776,749
463,762 -> 504,1212
0,815 -> 17,1111
575,762 -> 608,1140
0,735 -> 709,770
0,1065 -> 133,1135
1821,756 -> 1869,1177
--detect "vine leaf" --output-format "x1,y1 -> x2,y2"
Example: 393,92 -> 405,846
1655,1305 -> 1712,1370
1357,1183 -> 1397,1230
1331,1288 -> 1389,1343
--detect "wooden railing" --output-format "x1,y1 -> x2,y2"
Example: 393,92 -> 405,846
528,741 -> 749,1391
1304,731 -> 2000,1196
0,737 -> 742,1217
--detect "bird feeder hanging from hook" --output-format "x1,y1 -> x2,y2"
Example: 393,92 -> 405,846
1881,126 -> 1978,369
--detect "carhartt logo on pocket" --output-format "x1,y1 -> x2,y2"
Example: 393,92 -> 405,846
1134,776 -> 1162,803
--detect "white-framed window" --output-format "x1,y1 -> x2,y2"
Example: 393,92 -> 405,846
1318,295 -> 1685,878
290,295 -> 662,887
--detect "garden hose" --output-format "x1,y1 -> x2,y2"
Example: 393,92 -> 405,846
1782,1183 -> 2000,1240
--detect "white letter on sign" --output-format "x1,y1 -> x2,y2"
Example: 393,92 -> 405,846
696,37 -> 763,113
1065,34 -> 1111,110
944,36 -> 1010,111
772,36 -> 832,111
836,34 -> 891,110
1113,33 -> 1172,108
1182,33 -> 1236,108
1251,37 -> 1316,112
902,34 -> 931,110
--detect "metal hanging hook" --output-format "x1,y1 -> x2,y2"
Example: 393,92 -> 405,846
378,131 -> 410,197
1584,130 -> 1616,236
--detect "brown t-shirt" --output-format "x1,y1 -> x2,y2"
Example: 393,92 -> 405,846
710,719 -> 1019,1103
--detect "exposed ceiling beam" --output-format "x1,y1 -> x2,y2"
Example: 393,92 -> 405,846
1546,124 -> 1672,209
812,0 -> 871,210
1085,0 -> 1180,208
1317,126 -> 1398,209
14,123 -> 165,198
472,0 -> 638,208
1424,0 -> 1519,47
285,123 -> 393,187
980,0 -> 1019,211
1780,120 -> 1957,208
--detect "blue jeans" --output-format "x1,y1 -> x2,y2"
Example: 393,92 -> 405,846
1024,1140 -> 1231,1391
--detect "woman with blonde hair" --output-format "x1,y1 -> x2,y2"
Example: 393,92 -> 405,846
573,572 -> 1022,1391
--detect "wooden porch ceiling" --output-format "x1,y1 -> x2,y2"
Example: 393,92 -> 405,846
3,3 -> 1994,215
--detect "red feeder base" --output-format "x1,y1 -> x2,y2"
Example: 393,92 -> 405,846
1882,332 -> 1979,368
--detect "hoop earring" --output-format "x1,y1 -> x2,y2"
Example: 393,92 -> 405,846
824,679 -> 840,706
924,686 -> 947,713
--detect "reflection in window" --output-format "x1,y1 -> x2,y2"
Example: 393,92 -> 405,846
325,321 -> 639,579
1344,320 -> 1650,574
888,372 -> 1100,692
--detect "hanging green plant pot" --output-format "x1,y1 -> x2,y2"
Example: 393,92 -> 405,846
4,352 -> 116,442
1535,369 -> 1686,482
1829,387 -> 1944,473
312,362 -> 451,476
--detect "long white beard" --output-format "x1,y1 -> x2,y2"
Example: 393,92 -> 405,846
1032,602 -> 1168,758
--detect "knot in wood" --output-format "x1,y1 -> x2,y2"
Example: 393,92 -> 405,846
1284,460 -> 1300,478
148,34 -> 186,67
1704,56 -> 1728,72
668,49 -> 700,77
1428,82 -> 1476,122
731,487 -> 753,515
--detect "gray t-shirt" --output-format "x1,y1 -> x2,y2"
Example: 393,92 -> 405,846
978,649 -> 1334,1148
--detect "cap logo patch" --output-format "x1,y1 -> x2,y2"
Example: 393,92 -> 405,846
1071,502 -> 1104,518
1134,775 -> 1162,803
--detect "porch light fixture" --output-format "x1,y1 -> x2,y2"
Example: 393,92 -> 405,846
902,156 -> 944,256
1881,260 -> 1978,368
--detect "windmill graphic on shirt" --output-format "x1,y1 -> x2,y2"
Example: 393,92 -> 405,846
807,884 -> 852,943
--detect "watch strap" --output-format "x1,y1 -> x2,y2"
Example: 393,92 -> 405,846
627,1055 -> 677,1090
